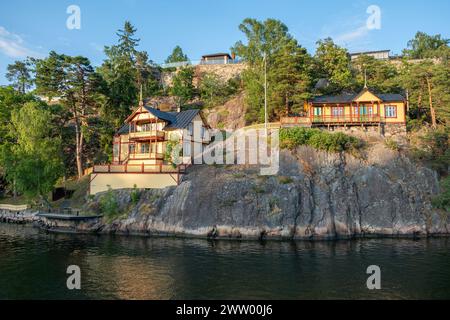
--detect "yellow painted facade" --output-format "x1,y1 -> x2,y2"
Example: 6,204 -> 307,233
291,88 -> 407,126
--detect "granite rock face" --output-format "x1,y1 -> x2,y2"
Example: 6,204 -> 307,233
85,144 -> 448,240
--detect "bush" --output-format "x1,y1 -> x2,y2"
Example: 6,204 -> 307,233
385,138 -> 400,151
199,73 -> 240,108
130,184 -> 140,205
280,127 -> 362,153
432,176 -> 450,212
278,176 -> 294,184
410,127 -> 449,176
99,186 -> 119,219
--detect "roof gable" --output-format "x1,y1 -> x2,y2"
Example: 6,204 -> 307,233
353,88 -> 382,102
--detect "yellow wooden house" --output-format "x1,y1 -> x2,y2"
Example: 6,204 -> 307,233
281,88 -> 407,130
89,102 -> 211,195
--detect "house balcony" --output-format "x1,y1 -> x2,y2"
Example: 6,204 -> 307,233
128,130 -> 166,141
129,152 -> 164,161
92,164 -> 188,174
281,115 -> 382,127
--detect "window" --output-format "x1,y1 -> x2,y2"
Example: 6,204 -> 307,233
140,143 -> 150,154
385,105 -> 397,118
332,106 -> 344,117
201,127 -> 206,139
313,107 -> 322,116
183,141 -> 191,157
188,123 -> 193,136
113,143 -> 119,158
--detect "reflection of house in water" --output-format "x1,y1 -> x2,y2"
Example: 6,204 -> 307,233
85,254 -> 175,299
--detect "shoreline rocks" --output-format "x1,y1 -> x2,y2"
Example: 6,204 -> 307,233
2,144 -> 449,241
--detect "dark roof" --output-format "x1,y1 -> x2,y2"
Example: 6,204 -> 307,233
377,93 -> 405,102
310,91 -> 404,104
117,105 -> 203,136
311,93 -> 357,104
143,106 -> 176,123
165,109 -> 201,129
117,123 -> 129,135
202,53 -> 232,59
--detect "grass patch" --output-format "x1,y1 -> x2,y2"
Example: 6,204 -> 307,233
0,195 -> 30,205
385,138 -> 400,151
278,176 -> 294,184
99,186 -> 123,222
280,127 -> 363,153
252,185 -> 266,194
432,176 -> 450,212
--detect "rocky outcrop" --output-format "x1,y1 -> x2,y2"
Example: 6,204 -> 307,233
204,92 -> 246,130
81,143 -> 448,240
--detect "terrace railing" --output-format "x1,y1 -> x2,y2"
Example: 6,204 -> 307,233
128,130 -> 166,140
92,164 -> 188,174
281,115 -> 382,125
129,153 -> 164,160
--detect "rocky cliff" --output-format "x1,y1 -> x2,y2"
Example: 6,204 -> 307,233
82,143 -> 448,240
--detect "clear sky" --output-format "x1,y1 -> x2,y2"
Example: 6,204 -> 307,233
0,0 -> 448,85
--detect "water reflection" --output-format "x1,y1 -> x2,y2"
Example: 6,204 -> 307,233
0,224 -> 449,300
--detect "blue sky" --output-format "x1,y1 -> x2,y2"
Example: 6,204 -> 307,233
0,0 -> 449,85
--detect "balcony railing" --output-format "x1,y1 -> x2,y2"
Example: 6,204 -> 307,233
281,115 -> 382,125
128,130 -> 165,140
129,152 -> 164,160
312,115 -> 381,123
93,164 -> 188,174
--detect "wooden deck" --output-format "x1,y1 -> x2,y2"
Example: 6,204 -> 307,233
92,164 -> 188,174
281,115 -> 382,127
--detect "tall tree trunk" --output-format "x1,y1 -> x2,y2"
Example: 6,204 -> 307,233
426,76 -> 437,129
75,121 -> 83,180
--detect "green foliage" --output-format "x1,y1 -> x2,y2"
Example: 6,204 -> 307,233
165,45 -> 189,64
199,73 -> 240,107
399,60 -> 450,128
6,59 -> 34,94
351,55 -> 401,93
385,138 -> 400,151
99,186 -> 119,219
314,38 -> 353,93
164,140 -> 181,167
98,21 -> 161,123
410,127 -> 449,176
252,185 -> 266,194
278,176 -> 294,184
432,176 -> 450,212
233,18 -> 313,123
0,102 -> 64,200
34,51 -> 108,178
280,127 -> 362,153
0,87 -> 37,144
130,184 -> 140,205
403,31 -> 449,59
170,67 -> 195,107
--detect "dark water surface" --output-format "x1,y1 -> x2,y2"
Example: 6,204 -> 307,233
0,224 -> 449,300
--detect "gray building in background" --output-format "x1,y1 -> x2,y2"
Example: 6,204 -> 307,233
349,50 -> 391,61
